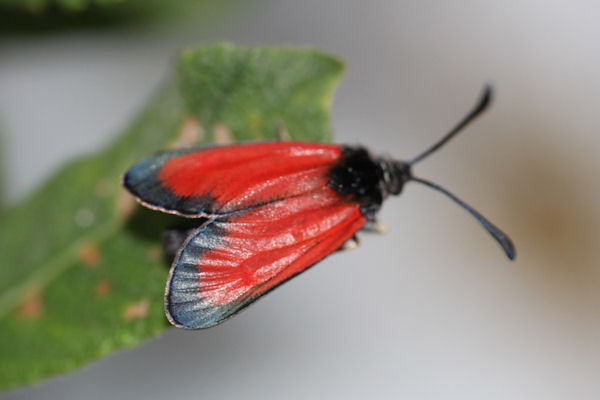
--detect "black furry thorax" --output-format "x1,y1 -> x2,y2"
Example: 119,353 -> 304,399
327,146 -> 411,218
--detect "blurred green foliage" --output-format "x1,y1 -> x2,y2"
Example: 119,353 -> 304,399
0,0 -> 231,32
0,43 -> 343,390
2,0 -> 127,13
0,131 -> 4,216
1,0 -> 192,13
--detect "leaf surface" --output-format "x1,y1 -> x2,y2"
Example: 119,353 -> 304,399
0,43 -> 344,390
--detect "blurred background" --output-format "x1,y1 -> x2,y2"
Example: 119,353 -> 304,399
1,0 -> 599,399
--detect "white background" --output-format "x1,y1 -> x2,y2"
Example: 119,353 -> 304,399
2,1 -> 599,399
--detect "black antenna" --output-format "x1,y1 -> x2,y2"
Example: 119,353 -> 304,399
405,84 -> 515,260
411,177 -> 515,260
409,84 -> 493,165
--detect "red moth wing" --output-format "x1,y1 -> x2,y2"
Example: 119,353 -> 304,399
123,142 -> 342,217
165,186 -> 366,329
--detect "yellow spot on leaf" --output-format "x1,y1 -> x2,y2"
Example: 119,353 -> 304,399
17,286 -> 44,319
94,280 -> 111,297
116,190 -> 137,220
213,123 -> 234,144
123,299 -> 149,321
79,242 -> 100,267
276,122 -> 291,141
321,92 -> 334,108
248,115 -> 261,130
147,245 -> 162,263
171,114 -> 204,148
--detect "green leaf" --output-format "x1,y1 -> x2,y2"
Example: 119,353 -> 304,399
0,43 -> 343,390
179,44 -> 342,143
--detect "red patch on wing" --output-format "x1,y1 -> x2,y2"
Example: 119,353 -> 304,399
157,142 -> 342,213
201,190 -> 364,306
165,186 -> 366,328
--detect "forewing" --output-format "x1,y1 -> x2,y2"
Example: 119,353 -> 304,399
165,187 -> 366,329
123,142 -> 342,217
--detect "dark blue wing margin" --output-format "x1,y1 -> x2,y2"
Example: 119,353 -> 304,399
165,222 -> 234,329
122,148 -> 217,217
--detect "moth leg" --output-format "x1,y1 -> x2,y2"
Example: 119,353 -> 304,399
276,121 -> 291,141
162,218 -> 213,263
162,228 -> 194,263
360,219 -> 388,234
339,235 -> 360,252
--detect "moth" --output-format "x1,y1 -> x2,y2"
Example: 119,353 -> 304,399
123,85 -> 515,329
